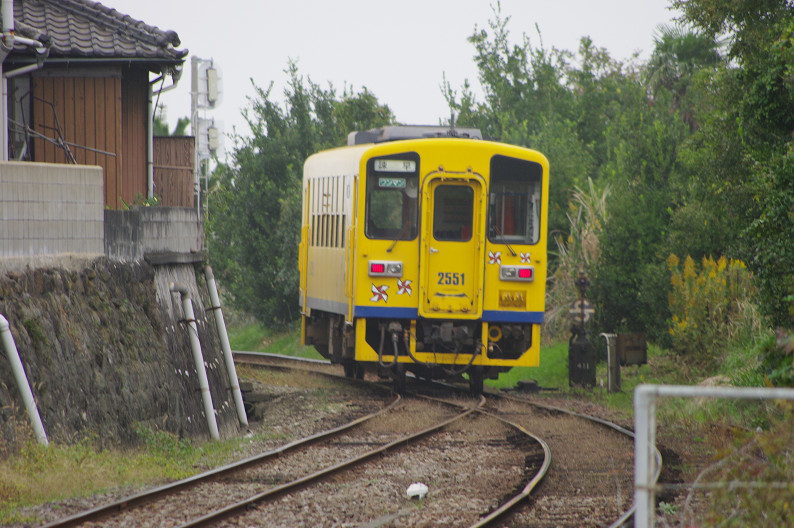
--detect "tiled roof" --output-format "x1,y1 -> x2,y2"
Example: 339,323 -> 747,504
10,0 -> 187,61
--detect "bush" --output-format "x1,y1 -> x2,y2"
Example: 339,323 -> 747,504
544,179 -> 608,340
667,254 -> 759,364
757,329 -> 794,387
701,407 -> 794,527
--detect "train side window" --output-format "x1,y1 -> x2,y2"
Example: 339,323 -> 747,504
365,153 -> 420,240
488,155 -> 543,245
309,181 -> 316,247
433,185 -> 473,241
333,214 -> 339,248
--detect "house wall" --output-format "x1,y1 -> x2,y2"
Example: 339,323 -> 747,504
0,161 -> 104,259
0,160 -> 202,267
154,136 -> 195,207
30,67 -> 150,210
121,69 -> 148,202
32,72 -> 122,207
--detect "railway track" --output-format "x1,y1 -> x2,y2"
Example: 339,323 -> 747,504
41,386 -> 401,528
40,354 -> 548,528
235,352 -> 660,527
39,352 -> 657,527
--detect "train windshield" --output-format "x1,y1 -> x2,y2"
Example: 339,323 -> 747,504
488,155 -> 543,245
365,153 -> 419,240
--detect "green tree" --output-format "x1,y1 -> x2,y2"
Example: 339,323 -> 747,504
444,5 -> 591,238
153,114 -> 190,136
445,6 -> 703,340
207,63 -> 393,327
673,0 -> 794,327
645,24 -> 723,130
593,87 -> 688,339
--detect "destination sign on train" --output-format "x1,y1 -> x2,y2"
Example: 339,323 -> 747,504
378,177 -> 406,188
374,159 -> 416,172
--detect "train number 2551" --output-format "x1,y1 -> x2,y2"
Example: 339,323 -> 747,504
437,272 -> 465,285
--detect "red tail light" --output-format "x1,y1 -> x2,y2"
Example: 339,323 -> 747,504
518,268 -> 533,279
368,261 -> 403,277
499,265 -> 535,282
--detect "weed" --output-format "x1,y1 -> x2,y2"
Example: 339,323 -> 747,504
0,421 -> 264,522
694,409 -> 794,527
545,179 -> 609,340
22,318 -> 49,350
666,254 -> 759,366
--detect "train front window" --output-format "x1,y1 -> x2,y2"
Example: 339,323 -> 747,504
433,185 -> 473,241
488,155 -> 543,245
365,153 -> 419,240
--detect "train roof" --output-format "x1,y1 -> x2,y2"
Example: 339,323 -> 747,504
347,125 -> 483,146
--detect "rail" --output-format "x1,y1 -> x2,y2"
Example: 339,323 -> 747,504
238,351 -> 642,527
42,385 -> 400,528
179,395 -> 484,527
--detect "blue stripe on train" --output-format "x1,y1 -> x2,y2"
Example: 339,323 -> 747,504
353,306 -> 420,319
353,306 -> 544,323
482,310 -> 544,324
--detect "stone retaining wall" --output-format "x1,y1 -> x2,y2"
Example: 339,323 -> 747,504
0,258 -> 239,450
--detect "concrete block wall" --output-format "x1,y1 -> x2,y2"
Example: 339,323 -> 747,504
104,206 -> 203,262
0,161 -> 104,258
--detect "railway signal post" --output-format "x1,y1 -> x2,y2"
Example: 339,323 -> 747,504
568,271 -> 596,387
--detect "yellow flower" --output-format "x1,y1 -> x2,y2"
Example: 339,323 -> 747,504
683,256 -> 697,280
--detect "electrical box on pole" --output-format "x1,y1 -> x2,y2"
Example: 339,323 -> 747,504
207,67 -> 219,107
190,57 -> 223,220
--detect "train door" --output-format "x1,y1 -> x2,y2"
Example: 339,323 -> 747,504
419,175 -> 485,318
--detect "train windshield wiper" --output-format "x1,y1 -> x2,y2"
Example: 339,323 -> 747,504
490,224 -> 517,256
387,222 -> 412,252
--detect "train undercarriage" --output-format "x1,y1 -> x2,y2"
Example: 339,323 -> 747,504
304,310 -> 532,394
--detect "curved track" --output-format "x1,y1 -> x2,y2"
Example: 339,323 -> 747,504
42,387 -> 401,528
180,394 -> 485,527
41,351 -> 658,527
235,352 -> 662,527
40,353 -> 550,528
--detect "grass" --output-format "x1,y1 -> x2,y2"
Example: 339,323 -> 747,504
486,341 -> 570,391
228,322 -> 323,360
483,339 -> 680,417
0,427 -> 242,524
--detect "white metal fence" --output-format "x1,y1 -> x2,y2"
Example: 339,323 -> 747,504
633,384 -> 794,528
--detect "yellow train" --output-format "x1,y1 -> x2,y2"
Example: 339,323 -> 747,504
299,126 -> 549,393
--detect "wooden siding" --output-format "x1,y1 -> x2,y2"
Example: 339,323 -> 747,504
121,70 -> 148,204
153,136 -> 195,207
31,68 -> 152,209
32,74 -> 123,207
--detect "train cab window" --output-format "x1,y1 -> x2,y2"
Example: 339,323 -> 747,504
488,155 -> 543,245
365,153 -> 419,240
433,185 -> 473,241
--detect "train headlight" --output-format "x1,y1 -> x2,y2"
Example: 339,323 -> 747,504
499,265 -> 534,282
369,260 -> 403,277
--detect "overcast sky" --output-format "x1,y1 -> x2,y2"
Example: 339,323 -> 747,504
102,0 -> 678,158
